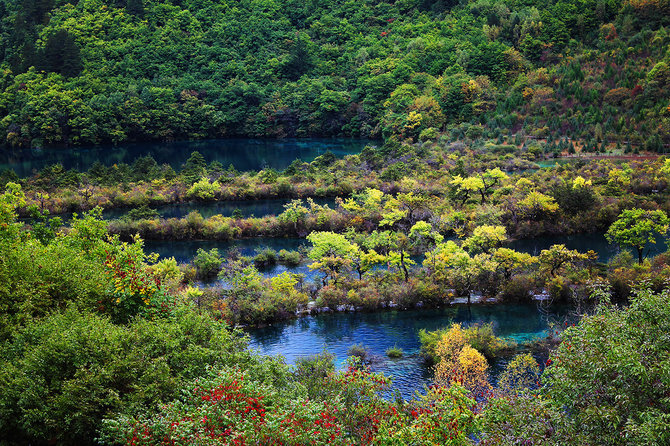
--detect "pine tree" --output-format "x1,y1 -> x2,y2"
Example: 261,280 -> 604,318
38,30 -> 82,77
126,0 -> 144,18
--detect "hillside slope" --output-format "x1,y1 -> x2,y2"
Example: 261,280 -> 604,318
0,0 -> 668,147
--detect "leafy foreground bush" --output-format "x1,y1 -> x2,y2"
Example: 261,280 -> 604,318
0,307 -> 255,446
101,364 -> 478,446
481,286 -> 670,445
420,323 -> 512,364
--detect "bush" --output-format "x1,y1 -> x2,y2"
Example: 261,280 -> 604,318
315,285 -> 347,309
253,247 -> 278,268
193,248 -> 222,279
420,322 -> 511,363
498,275 -> 535,302
386,345 -> 404,358
539,287 -> 670,444
278,249 -> 302,266
123,204 -> 159,221
185,178 -> 220,200
419,127 -> 439,142
292,352 -> 336,400
347,343 -> 370,362
546,276 -> 572,301
0,307 -> 252,445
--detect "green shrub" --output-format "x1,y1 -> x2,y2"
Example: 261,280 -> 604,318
186,178 -> 220,200
315,285 -> 347,309
193,248 -> 222,279
123,204 -> 159,221
0,307 -> 252,445
498,275 -> 535,302
347,343 -> 370,362
386,345 -> 404,358
278,249 -> 302,266
253,247 -> 278,268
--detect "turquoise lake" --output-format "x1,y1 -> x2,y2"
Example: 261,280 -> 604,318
247,303 -> 572,400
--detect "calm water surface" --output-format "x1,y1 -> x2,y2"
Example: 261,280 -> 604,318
247,304 -> 570,399
1,138 -> 372,177
103,197 -> 338,220
508,232 -> 667,263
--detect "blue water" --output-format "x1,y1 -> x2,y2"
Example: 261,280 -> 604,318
0,138 -> 372,177
144,231 -> 668,272
247,303 -> 570,399
142,232 -> 668,287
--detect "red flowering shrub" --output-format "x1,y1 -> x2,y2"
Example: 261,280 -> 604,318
104,359 -> 481,446
102,236 -> 178,322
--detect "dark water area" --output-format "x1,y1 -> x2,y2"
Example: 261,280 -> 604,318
103,197 -> 338,220
0,138 -> 372,177
144,232 -> 668,275
247,303 -> 571,400
508,232 -> 667,263
144,237 -> 309,264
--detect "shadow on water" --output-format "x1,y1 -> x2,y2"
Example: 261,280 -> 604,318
508,232 -> 667,263
0,138 -> 372,177
102,197 -> 338,220
247,303 -> 571,400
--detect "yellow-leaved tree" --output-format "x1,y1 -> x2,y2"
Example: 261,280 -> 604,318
433,324 -> 492,397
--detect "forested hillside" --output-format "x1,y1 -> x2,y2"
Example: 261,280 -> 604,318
0,0 -> 668,147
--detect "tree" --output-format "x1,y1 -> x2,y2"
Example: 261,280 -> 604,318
126,0 -> 144,17
496,353 -> 540,396
349,246 -> 386,280
307,231 -> 356,284
0,182 -> 26,241
451,175 -> 485,206
491,248 -> 535,280
606,208 -> 669,264
542,286 -> 670,445
397,192 -> 434,225
462,225 -> 507,254
277,199 -> 309,231
182,151 -> 208,184
38,29 -> 82,77
408,221 -> 444,252
480,168 -> 508,202
515,191 -> 560,220
0,308 -> 252,445
538,244 -> 588,277
433,324 -> 491,397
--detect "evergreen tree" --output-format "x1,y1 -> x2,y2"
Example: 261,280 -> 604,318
38,30 -> 82,77
126,0 -> 144,18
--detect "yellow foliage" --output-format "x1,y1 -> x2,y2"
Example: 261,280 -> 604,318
435,342 -> 491,396
434,323 -> 468,365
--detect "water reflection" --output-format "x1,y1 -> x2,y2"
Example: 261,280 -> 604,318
508,232 -> 667,263
103,197 -> 338,220
1,138 -> 372,177
143,237 -> 309,263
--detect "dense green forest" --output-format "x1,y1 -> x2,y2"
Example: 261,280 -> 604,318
0,0 -> 668,147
